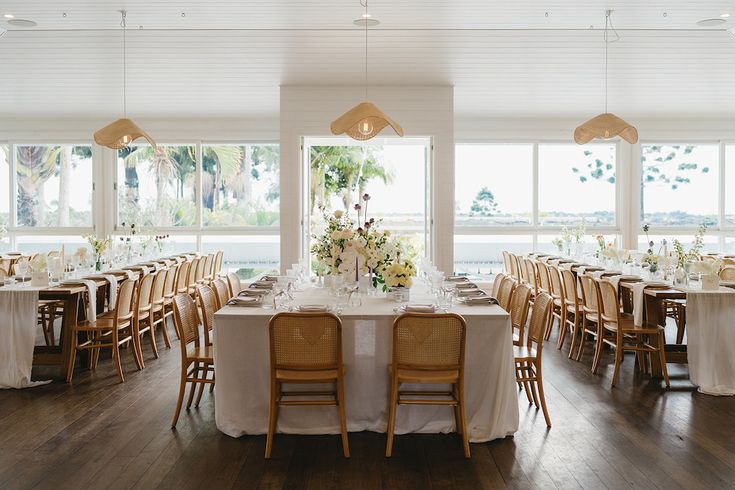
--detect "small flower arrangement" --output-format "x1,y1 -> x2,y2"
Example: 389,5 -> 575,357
672,223 -> 708,268
551,238 -> 564,253
118,222 -> 138,244
381,256 -> 416,289
84,235 -> 111,256
30,254 -> 48,272
154,234 -> 170,253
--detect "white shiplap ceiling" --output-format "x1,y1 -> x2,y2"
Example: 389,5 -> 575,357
1,1 -> 735,119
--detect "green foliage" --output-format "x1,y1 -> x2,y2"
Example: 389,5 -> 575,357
469,186 -> 499,216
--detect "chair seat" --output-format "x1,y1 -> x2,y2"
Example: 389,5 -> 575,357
392,367 -> 460,384
603,313 -> 663,334
75,315 -> 127,331
513,345 -> 538,361
187,344 -> 214,362
276,368 -> 339,382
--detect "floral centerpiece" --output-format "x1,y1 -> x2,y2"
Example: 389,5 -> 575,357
118,222 -> 139,260
84,235 -> 111,271
30,254 -> 49,286
310,193 -> 417,293
154,234 -> 170,254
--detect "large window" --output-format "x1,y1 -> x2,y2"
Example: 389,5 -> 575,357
641,144 -> 718,227
201,235 -> 279,279
201,144 -> 279,227
455,145 -> 532,226
305,137 -> 429,261
454,142 -> 618,276
15,145 -> 93,227
117,145 -> 197,228
725,145 -> 735,227
538,143 -> 616,226
0,145 -> 8,227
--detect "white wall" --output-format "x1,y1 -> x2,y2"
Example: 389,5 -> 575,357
280,85 -> 454,274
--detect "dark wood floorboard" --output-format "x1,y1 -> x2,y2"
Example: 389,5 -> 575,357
2,320 -> 735,489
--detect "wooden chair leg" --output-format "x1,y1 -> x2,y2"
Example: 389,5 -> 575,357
159,316 -> 172,349
195,376 -> 206,408
336,377 -> 350,458
568,316 -> 580,360
171,367 -> 188,428
265,379 -> 279,459
112,342 -> 125,383
536,363 -> 551,428
658,332 -> 671,388
611,347 -> 623,387
186,363 -> 199,409
458,380 -> 470,458
65,336 -> 78,383
385,380 -> 399,457
591,331 -> 605,374
146,322 -> 159,359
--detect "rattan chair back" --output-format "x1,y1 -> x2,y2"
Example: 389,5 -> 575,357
136,273 -> 155,318
720,266 -> 735,280
197,285 -> 218,345
497,276 -> 517,311
173,292 -> 200,346
527,292 -> 553,349
269,312 -> 342,370
212,278 -> 231,308
491,273 -> 506,298
176,261 -> 190,294
227,272 -> 242,297
392,313 -> 466,371
510,283 -> 532,333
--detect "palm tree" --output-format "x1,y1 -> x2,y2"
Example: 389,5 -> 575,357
16,145 -> 64,226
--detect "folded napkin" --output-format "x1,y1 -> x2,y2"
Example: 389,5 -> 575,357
239,289 -> 269,297
262,275 -> 279,282
632,281 -> 669,326
297,304 -> 328,312
227,296 -> 262,307
446,276 -> 469,282
405,304 -> 436,313
463,295 -> 499,306
457,287 -> 486,297
124,270 -> 135,281
250,281 -> 274,290
455,282 -> 477,289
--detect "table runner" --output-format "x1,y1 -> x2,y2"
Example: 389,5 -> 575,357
0,289 -> 51,389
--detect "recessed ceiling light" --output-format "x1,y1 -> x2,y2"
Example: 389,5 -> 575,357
7,18 -> 37,27
353,18 -> 379,27
721,13 -> 731,18
361,13 -> 371,18
696,18 -> 727,27
3,14 -> 14,18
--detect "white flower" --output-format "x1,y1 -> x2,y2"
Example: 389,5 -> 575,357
333,210 -> 344,219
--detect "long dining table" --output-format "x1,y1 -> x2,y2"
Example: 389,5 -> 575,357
213,283 -> 519,443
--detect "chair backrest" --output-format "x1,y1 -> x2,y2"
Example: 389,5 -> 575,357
47,250 -> 60,258
214,251 -> 224,274
136,273 -> 155,317
720,266 -> 735,280
561,269 -> 579,310
491,273 -> 506,298
197,285 -> 218,345
151,269 -> 167,310
509,283 -> 532,343
536,261 -> 551,293
518,256 -> 530,284
0,268 -> 7,279
187,258 -> 200,287
269,312 -> 342,370
595,279 -> 621,329
392,313 -> 466,371
524,258 -> 538,294
203,253 -> 214,278
163,263 -> 178,298
578,274 -> 599,315
114,278 -> 137,326
212,278 -> 231,308
227,272 -> 242,297
176,261 -> 190,294
173,293 -> 201,351
196,256 -> 207,282
548,265 -> 564,303
526,292 -> 553,353
502,251 -> 511,274
497,276 -> 517,311
508,253 -> 520,280
722,258 -> 735,266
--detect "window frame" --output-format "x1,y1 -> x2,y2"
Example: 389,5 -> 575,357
454,140 -> 621,252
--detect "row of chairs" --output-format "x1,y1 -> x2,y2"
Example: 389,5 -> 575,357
65,251 -> 225,383
502,251 -> 670,389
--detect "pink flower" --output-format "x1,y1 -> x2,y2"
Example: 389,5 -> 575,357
363,193 -> 371,201
354,204 -> 362,210
357,227 -> 364,234
364,222 -> 371,229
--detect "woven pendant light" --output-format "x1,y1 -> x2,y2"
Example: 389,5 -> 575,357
574,10 -> 637,145
331,1 -> 403,141
94,10 -> 156,149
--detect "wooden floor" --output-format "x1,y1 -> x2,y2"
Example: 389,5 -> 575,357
2,324 -> 735,490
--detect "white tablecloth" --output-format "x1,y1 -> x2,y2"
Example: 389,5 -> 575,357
686,288 -> 735,396
213,285 -> 519,442
0,288 -> 51,389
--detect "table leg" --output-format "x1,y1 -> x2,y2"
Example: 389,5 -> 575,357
644,295 -> 664,377
59,293 -> 81,380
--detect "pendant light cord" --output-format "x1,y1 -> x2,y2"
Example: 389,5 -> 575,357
362,0 -> 368,100
603,10 -> 620,115
120,10 -> 127,118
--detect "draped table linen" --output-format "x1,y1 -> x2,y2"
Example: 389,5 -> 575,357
684,287 -> 735,396
0,288 -> 51,389
213,285 -> 519,442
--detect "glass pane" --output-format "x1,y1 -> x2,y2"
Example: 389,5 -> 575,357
536,233 -> 611,256
202,144 -> 279,227
15,145 -> 93,227
201,235 -> 280,280
16,235 -> 87,254
307,139 -> 428,257
538,143 -> 616,226
117,145 -> 197,227
725,145 -> 735,227
637,234 -> 719,254
641,144 -> 718,227
455,144 -> 532,226
0,145 -> 9,227
453,234 -> 532,277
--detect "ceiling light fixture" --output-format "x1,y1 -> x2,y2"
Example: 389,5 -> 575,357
332,0 -> 403,141
94,10 -> 155,149
7,19 -> 37,27
696,18 -> 727,27
3,14 -> 14,19
574,10 -> 638,145
721,13 -> 731,18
